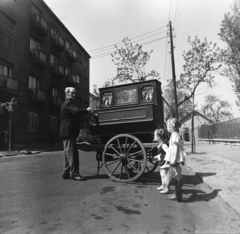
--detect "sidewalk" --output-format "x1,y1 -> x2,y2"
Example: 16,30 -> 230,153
0,143 -> 62,157
185,143 -> 240,217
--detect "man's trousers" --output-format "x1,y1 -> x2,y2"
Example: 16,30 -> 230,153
62,138 -> 79,177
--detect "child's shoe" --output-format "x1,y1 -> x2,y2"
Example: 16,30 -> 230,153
168,192 -> 177,199
156,185 -> 165,191
160,187 -> 169,194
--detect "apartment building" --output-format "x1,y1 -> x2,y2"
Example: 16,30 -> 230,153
0,0 -> 91,148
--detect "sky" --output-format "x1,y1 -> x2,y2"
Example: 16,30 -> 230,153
44,0 -> 240,118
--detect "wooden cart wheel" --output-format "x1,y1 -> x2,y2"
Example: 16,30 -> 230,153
102,134 -> 147,182
127,148 -> 158,176
143,148 -> 158,175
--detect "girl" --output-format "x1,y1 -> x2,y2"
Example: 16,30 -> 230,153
165,118 -> 186,202
153,128 -> 170,194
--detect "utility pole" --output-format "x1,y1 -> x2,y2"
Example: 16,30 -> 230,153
191,95 -> 196,153
169,21 -> 178,119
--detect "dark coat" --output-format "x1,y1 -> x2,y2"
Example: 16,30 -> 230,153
60,99 -> 88,138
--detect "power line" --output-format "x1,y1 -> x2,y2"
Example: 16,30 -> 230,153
91,36 -> 168,59
88,25 -> 167,53
90,29 -> 168,55
173,0 -> 180,29
175,0 -> 185,45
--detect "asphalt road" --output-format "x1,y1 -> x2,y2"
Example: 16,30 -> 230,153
0,150 -> 240,234
187,143 -> 240,163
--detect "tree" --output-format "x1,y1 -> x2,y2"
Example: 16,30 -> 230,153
111,37 -> 160,83
177,36 -> 222,153
201,94 -> 233,122
90,78 -> 116,110
90,90 -> 100,110
177,36 -> 222,106
218,0 -> 240,109
91,37 -> 160,107
0,97 -> 18,152
163,86 -> 192,121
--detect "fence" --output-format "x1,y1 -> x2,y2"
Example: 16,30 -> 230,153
198,117 -> 240,147
199,117 -> 240,139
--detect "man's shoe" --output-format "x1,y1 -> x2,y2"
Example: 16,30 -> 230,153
62,174 -> 70,180
71,175 -> 87,181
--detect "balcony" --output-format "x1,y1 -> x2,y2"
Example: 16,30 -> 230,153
30,48 -> 47,68
29,88 -> 46,103
66,47 -> 77,63
66,73 -> 77,86
0,75 -> 19,93
51,96 -> 63,107
50,63 -> 64,79
51,33 -> 64,51
31,14 -> 48,37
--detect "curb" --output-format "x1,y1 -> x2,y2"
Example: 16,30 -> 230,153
0,148 -> 62,157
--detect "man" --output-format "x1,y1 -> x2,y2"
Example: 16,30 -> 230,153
60,87 -> 91,181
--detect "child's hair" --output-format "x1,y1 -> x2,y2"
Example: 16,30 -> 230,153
167,118 -> 182,131
154,128 -> 169,141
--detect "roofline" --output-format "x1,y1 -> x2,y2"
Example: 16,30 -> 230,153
42,0 -> 91,58
98,79 -> 162,91
180,110 -> 212,123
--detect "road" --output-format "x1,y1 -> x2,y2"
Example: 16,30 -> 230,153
194,143 -> 240,163
0,150 -> 240,234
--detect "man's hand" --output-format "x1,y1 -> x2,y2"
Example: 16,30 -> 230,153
87,107 -> 92,112
154,155 -> 161,161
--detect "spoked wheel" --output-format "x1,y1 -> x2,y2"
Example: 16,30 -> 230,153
102,134 -> 147,182
128,148 -> 158,176
143,148 -> 158,175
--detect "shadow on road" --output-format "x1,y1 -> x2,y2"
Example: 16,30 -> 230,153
85,174 -> 110,180
196,172 -> 216,177
133,172 -> 221,203
181,189 -> 222,203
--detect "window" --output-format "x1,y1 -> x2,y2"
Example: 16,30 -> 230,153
0,63 -> 12,77
141,86 -> 154,102
50,54 -> 58,65
115,87 -> 138,105
84,58 -> 87,68
30,37 -> 41,50
76,74 -> 81,85
51,26 -> 59,37
102,92 -> 113,107
29,75 -> 39,89
66,40 -> 72,50
28,112 -> 39,132
0,11 -> 15,38
31,3 -> 41,15
51,86 -> 58,97
77,51 -> 82,65
50,116 -> 57,133
65,67 -> 69,76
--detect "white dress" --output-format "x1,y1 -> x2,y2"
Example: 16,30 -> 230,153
165,132 -> 185,164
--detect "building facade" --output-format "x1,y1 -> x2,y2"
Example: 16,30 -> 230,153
180,110 -> 213,142
0,0 -> 90,148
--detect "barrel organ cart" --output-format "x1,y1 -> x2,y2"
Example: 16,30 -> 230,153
77,79 -> 165,182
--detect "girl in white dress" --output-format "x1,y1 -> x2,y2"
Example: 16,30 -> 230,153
166,118 -> 186,202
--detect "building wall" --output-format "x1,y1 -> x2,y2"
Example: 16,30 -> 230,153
180,115 -> 211,142
0,0 -> 90,148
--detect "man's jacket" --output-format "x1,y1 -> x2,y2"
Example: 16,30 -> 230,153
60,99 -> 88,138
